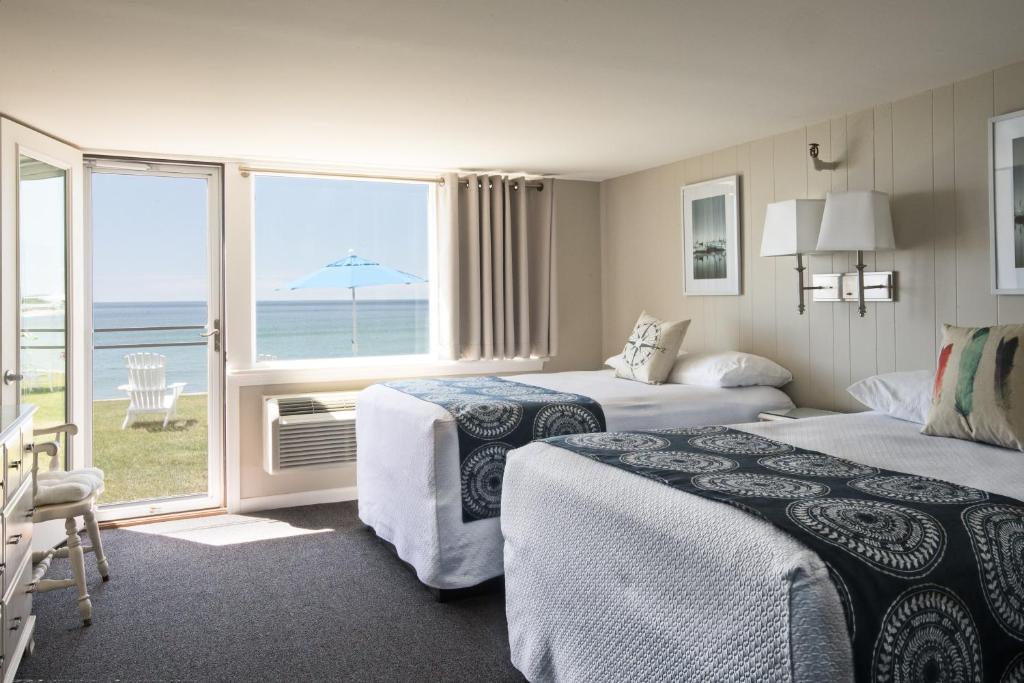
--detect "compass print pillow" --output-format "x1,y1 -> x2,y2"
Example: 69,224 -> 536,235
615,311 -> 689,384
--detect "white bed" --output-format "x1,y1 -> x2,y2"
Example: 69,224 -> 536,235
356,369 -> 793,590
501,411 -> 1024,682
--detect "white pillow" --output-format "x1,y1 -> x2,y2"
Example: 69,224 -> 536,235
614,311 -> 690,384
846,370 -> 933,424
666,351 -> 792,388
605,353 -> 627,374
606,351 -> 686,375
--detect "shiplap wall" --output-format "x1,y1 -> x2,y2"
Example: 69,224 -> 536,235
600,60 -> 1024,411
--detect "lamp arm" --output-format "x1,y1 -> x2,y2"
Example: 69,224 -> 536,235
856,250 -> 867,317
794,254 -> 807,314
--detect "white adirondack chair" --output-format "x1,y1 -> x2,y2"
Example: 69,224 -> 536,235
117,353 -> 186,429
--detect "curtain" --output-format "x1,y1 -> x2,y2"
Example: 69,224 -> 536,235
438,173 -> 557,361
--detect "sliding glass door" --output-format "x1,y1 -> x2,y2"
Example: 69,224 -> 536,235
86,160 -> 223,519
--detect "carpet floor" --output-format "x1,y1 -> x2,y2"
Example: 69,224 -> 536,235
18,502 -> 523,682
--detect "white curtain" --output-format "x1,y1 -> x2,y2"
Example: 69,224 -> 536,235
438,174 -> 557,361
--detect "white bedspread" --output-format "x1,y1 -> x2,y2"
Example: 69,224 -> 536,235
356,370 -> 793,589
501,412 -> 1024,682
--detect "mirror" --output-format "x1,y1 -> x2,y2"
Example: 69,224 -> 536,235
18,154 -> 68,431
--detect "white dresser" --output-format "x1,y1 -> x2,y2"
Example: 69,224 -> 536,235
0,406 -> 36,681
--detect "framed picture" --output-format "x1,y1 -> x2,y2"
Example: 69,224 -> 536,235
989,109 -> 1024,294
681,175 -> 741,295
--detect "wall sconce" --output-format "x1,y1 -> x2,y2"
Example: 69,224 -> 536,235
815,191 -> 896,316
808,142 -> 841,171
760,199 -> 833,313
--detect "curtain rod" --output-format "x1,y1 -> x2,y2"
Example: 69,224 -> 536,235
238,166 -> 545,190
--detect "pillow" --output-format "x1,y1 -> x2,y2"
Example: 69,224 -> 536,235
605,353 -> 627,374
922,323 -> 1024,451
605,351 -> 686,375
614,311 -> 690,384
667,351 -> 792,388
847,370 -> 933,424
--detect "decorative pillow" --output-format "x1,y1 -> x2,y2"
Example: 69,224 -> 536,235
614,312 -> 689,384
922,323 -> 1024,451
667,351 -> 792,388
847,370 -> 933,424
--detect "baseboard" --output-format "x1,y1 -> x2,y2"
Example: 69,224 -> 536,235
232,486 -> 358,513
100,507 -> 227,529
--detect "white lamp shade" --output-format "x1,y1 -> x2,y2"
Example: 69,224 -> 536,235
760,199 -> 825,256
816,190 -> 895,252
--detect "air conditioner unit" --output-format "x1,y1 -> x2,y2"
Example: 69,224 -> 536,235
263,391 -> 359,474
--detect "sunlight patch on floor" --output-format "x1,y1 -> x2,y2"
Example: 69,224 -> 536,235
125,514 -> 333,546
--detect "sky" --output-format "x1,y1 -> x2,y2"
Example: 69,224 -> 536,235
88,172 -> 430,303
20,172 -> 66,301
254,175 -> 429,301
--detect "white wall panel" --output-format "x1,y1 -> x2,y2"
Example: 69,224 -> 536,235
600,61 -> 1024,409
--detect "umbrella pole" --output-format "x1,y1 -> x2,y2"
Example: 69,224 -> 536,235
351,288 -> 358,355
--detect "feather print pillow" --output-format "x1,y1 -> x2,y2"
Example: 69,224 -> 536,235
922,323 -> 1024,450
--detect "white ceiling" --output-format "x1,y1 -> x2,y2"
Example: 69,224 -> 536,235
2,0 -> 1024,181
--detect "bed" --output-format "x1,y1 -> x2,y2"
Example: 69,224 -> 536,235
356,369 -> 793,590
501,411 -> 1024,682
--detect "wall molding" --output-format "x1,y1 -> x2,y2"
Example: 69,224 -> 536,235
231,486 -> 358,514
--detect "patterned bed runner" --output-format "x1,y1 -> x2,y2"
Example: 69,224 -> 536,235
546,426 -> 1024,682
384,376 -> 606,522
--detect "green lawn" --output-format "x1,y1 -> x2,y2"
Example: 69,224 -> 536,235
26,390 -> 208,505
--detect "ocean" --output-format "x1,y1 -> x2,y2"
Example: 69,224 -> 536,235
22,300 -> 429,400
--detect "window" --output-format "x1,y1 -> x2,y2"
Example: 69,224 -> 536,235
253,175 -> 432,362
18,155 -> 68,430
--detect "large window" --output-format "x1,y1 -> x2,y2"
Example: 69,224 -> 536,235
254,175 -> 432,362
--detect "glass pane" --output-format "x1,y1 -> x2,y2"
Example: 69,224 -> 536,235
91,172 -> 209,505
254,176 -> 430,361
19,155 -> 67,438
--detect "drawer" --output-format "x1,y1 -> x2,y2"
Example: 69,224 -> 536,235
0,433 -> 15,510
2,430 -> 25,505
2,550 -> 32,677
1,483 -> 33,599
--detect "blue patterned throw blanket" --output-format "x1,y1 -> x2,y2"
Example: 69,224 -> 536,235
385,376 -> 606,522
547,426 -> 1024,682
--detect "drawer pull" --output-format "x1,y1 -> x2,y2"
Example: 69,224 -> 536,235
7,533 -> 22,545
8,460 -> 21,470
25,508 -> 35,518
9,616 -> 21,632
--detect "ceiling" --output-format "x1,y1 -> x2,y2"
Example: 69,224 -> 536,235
2,0 -> 1024,181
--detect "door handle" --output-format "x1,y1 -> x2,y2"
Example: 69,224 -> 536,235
2,370 -> 23,385
199,319 -> 220,352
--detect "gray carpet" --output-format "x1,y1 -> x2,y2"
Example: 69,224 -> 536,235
18,502 -> 523,682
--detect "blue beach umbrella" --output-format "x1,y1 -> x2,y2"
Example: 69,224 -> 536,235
282,251 -> 426,354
